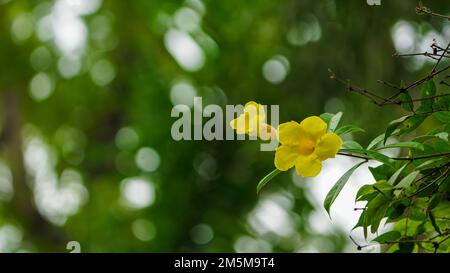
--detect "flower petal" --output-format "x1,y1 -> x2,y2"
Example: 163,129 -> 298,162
299,116 -> 327,140
295,154 -> 322,177
314,133 -> 343,160
244,101 -> 265,121
278,121 -> 306,145
230,113 -> 251,134
275,145 -> 299,171
258,123 -> 277,140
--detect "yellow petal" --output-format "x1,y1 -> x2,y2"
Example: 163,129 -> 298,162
278,121 -> 305,145
299,116 -> 327,140
274,145 -> 299,171
295,154 -> 322,177
314,133 -> 343,160
258,123 -> 277,141
244,101 -> 265,121
230,114 -> 250,134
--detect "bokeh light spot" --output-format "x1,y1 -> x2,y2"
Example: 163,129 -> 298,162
90,59 -> 116,86
132,219 -> 156,242
170,79 -> 197,107
29,72 -> 54,101
262,55 -> 290,84
190,224 -> 214,245
135,147 -> 160,172
120,177 -> 155,209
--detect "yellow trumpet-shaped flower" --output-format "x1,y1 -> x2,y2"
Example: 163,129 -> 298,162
230,101 -> 276,140
274,116 -> 343,177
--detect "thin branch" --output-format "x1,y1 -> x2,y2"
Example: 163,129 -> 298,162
430,42 -> 450,74
338,151 -> 450,161
382,93 -> 450,105
416,5 -> 450,21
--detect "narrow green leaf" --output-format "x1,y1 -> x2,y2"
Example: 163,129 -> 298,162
434,111 -> 450,123
335,125 -> 365,136
366,150 -> 395,167
319,113 -> 334,127
417,80 -> 436,113
373,230 -> 401,243
342,140 -> 364,150
356,184 -> 376,202
428,210 -> 441,235
415,158 -> 443,170
328,112 -> 343,132
376,142 -> 425,151
256,169 -> 281,194
324,161 -> 366,216
384,116 -> 409,144
394,171 -> 419,196
387,163 -> 409,185
371,201 -> 391,233
367,133 -> 385,150
427,194 -> 442,211
365,194 -> 391,234
399,91 -> 414,112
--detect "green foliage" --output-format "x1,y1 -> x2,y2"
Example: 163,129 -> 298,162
323,161 -> 366,216
325,78 -> 450,252
256,169 -> 281,194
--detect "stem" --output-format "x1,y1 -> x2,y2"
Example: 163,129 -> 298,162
338,151 -> 450,161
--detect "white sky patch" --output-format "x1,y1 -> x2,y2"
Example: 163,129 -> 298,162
247,192 -> 296,237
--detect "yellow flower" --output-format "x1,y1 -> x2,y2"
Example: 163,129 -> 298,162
274,116 -> 343,177
230,101 -> 276,140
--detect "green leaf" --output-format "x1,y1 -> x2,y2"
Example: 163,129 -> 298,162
394,171 -> 419,196
335,125 -> 365,136
372,230 -> 401,243
328,112 -> 343,132
342,140 -> 364,150
428,210 -> 441,235
320,112 -> 334,125
387,163 -> 409,185
384,116 -> 409,144
376,141 -> 425,151
324,161 -> 366,216
399,91 -> 414,112
256,169 -> 281,194
356,181 -> 394,202
367,133 -> 385,150
366,194 -> 391,234
397,115 -> 426,135
356,184 -> 376,202
365,150 -> 395,167
417,80 -> 436,113
369,165 -> 392,181
371,201 -> 391,233
415,158 -> 443,170
434,111 -> 450,123
427,194 -> 441,211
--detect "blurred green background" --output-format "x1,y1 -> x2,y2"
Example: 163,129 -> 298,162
0,0 -> 449,252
